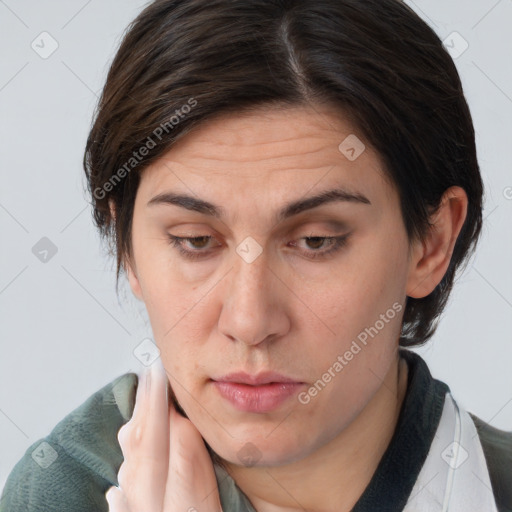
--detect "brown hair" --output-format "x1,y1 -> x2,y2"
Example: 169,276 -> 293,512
83,0 -> 483,347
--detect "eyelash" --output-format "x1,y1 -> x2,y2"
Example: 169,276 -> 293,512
166,234 -> 349,261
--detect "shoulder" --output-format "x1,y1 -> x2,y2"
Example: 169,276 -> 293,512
470,413 -> 512,512
0,372 -> 138,512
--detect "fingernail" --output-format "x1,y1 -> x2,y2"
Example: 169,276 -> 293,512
144,364 -> 152,396
137,364 -> 151,397
151,356 -> 166,377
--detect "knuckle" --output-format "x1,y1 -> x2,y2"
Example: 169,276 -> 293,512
117,461 -> 132,489
117,422 -> 142,454
105,485 -> 117,502
117,423 -> 130,448
105,485 -> 126,511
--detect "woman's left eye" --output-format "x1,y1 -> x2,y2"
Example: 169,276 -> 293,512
290,235 -> 349,259
167,234 -> 349,261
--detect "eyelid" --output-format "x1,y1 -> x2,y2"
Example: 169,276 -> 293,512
165,218 -> 349,236
160,215 -> 350,236
166,232 -> 351,261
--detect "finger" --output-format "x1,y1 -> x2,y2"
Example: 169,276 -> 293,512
119,360 -> 152,436
117,364 -> 150,453
164,405 -> 223,512
105,485 -> 130,512
116,358 -> 170,512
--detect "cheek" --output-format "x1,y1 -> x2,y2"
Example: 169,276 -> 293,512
318,250 -> 406,338
135,249 -> 202,334
301,235 -> 407,381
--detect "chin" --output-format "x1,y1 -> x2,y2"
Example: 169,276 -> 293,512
207,431 -> 314,469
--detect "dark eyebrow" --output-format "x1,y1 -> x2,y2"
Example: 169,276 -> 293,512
147,187 -> 371,223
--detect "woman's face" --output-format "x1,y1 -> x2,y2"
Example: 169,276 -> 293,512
126,103 -> 416,467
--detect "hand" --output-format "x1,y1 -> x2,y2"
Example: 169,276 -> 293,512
106,359 -> 224,512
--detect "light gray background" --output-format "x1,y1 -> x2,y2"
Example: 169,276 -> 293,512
1,0 -> 511,494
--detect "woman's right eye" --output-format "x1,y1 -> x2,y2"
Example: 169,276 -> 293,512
167,235 -> 216,260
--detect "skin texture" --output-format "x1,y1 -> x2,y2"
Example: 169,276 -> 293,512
109,103 -> 468,512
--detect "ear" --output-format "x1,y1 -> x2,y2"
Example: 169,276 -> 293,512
124,256 -> 144,301
406,186 -> 468,298
109,199 -> 144,301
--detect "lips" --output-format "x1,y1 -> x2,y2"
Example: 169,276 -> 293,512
212,371 -> 302,386
211,371 -> 305,413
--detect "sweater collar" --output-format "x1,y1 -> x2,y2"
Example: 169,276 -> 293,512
352,349 -> 449,511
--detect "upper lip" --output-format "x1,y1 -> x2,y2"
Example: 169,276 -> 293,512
212,371 -> 303,386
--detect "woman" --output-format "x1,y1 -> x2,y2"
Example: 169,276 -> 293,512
1,0 -> 510,511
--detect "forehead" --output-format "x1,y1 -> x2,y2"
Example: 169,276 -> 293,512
159,103 -> 365,165
136,103 -> 397,215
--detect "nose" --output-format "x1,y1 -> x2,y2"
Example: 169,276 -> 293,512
217,242 -> 290,346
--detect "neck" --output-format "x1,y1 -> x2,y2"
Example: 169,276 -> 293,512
220,353 -> 409,512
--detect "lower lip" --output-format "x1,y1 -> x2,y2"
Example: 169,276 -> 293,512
212,381 -> 304,413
